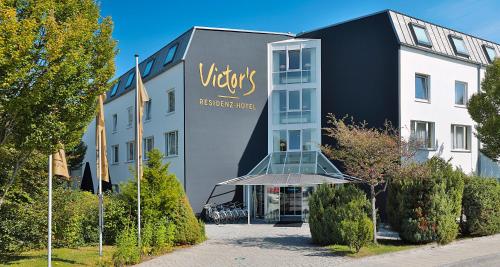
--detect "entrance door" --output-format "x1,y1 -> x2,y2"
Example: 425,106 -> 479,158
280,187 -> 302,221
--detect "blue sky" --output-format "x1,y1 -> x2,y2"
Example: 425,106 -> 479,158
100,0 -> 500,77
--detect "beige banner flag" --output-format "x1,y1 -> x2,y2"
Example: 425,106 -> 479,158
137,74 -> 149,177
96,93 -> 109,182
52,148 -> 70,179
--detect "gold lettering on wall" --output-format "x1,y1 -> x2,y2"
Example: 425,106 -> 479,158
199,63 -> 256,99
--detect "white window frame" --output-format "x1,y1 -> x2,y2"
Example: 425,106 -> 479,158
165,131 -> 178,157
411,120 -> 435,150
143,136 -> 154,160
454,81 -> 468,107
112,114 -> 118,133
126,141 -> 135,162
167,89 -> 175,114
111,144 -> 119,164
145,98 -> 152,121
287,49 -> 301,71
415,73 -> 430,102
127,106 -> 133,128
451,124 -> 471,152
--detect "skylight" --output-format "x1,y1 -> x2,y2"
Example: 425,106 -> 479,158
410,23 -> 432,47
125,72 -> 135,88
110,81 -> 120,97
143,59 -> 155,77
449,35 -> 469,57
483,45 -> 497,63
163,44 -> 178,65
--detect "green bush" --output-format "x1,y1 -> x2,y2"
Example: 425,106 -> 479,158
120,149 -> 205,246
309,184 -> 373,248
461,176 -> 500,236
103,193 -> 131,245
112,226 -> 140,266
388,157 -> 464,244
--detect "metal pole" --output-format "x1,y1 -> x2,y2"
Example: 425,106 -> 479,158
98,131 -> 103,256
247,185 -> 250,225
135,55 -> 141,246
48,154 -> 52,267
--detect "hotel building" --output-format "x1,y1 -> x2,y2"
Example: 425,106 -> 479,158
80,10 -> 500,221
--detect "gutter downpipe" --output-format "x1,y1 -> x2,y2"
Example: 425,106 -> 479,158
476,64 -> 481,176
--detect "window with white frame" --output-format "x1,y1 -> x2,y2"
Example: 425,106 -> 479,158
167,90 -> 175,113
165,131 -> 178,156
272,129 -> 316,152
112,145 -> 119,164
415,74 -> 430,101
288,130 -> 301,151
449,35 -> 469,57
272,47 -> 316,85
272,88 -> 316,124
127,106 -> 133,127
451,125 -> 471,151
112,114 -> 118,132
410,120 -> 435,149
455,81 -> 467,106
409,23 -> 432,47
143,136 -> 154,160
145,98 -> 152,121
126,141 -> 135,162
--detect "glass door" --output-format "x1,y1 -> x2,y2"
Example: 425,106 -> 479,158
280,187 -> 302,219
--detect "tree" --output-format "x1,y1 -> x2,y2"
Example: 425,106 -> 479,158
468,59 -> 500,160
66,141 -> 87,171
0,0 -> 116,207
321,114 -> 416,243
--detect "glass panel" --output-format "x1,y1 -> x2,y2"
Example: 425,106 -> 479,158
168,91 -> 175,112
415,75 -> 429,100
273,50 -> 286,72
302,48 -> 313,70
289,91 -> 300,110
412,25 -> 431,46
300,151 -> 316,174
455,82 -> 466,105
280,187 -> 302,216
265,186 -> 280,222
302,186 -> 314,221
164,44 -> 178,65
317,153 -> 341,174
143,59 -> 154,77
485,46 -> 497,62
110,81 -> 120,96
451,37 -> 468,56
288,50 -> 300,70
455,126 -> 465,149
273,72 -> 287,85
284,152 -> 301,174
288,130 -> 301,150
273,130 -> 287,152
248,155 -> 270,175
286,71 -> 301,84
145,99 -> 152,120
125,72 -> 135,88
270,152 -> 286,174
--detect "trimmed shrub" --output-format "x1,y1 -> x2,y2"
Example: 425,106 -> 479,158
309,184 -> 373,248
103,193 -> 131,245
112,226 -> 140,266
461,176 -> 500,236
388,157 -> 464,244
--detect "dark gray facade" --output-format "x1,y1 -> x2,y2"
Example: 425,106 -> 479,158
183,29 -> 290,212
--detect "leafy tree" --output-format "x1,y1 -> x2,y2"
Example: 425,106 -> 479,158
322,114 -> 417,243
66,141 -> 87,171
468,59 -> 500,160
0,0 -> 116,207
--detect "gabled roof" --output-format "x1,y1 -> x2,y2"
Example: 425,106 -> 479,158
388,10 -> 500,66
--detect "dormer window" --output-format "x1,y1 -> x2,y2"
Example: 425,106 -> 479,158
143,59 -> 155,77
483,45 -> 497,63
163,44 -> 178,65
110,81 -> 120,97
409,23 -> 432,47
125,72 -> 135,88
449,35 -> 469,57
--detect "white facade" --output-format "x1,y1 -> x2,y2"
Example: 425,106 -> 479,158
399,46 -> 483,174
81,63 -> 185,192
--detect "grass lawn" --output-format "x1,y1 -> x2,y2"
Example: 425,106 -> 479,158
0,246 -> 115,267
329,240 -> 417,258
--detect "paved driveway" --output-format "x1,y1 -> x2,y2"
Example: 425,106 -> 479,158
136,224 -> 500,267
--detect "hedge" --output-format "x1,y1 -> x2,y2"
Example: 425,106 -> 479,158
461,176 -> 500,236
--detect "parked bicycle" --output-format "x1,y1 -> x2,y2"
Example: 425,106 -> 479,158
203,202 -> 248,224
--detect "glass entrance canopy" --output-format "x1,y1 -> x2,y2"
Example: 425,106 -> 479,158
219,151 -> 353,186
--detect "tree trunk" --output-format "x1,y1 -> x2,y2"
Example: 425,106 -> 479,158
371,184 -> 378,244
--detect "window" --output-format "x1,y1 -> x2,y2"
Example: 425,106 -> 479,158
449,35 -> 469,57
143,59 -> 155,77
273,50 -> 286,72
455,81 -> 467,106
288,90 -> 301,111
165,131 -> 178,156
110,81 -> 120,97
451,125 -> 471,151
288,50 -> 300,70
411,121 -> 435,149
112,114 -> 118,132
143,136 -> 154,160
125,72 -> 135,88
272,88 -> 316,124
415,74 -> 430,101
126,141 -> 135,162
127,107 -> 133,127
167,90 -> 175,113
145,99 -> 152,121
410,23 -> 432,47
273,130 -> 287,152
302,129 -> 315,151
483,45 -> 497,63
112,145 -> 119,164
272,47 -> 317,84
288,130 -> 301,151
164,44 -> 178,65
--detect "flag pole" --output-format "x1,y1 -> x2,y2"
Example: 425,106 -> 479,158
135,54 -> 141,247
98,130 -> 103,256
48,154 -> 53,267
